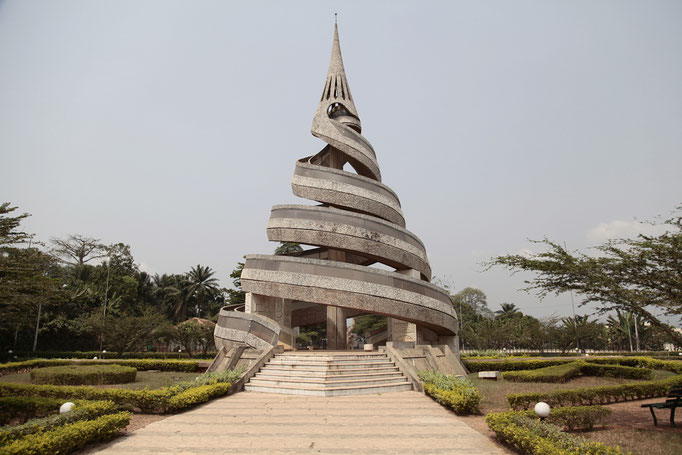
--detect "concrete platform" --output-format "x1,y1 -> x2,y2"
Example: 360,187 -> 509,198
82,391 -> 506,455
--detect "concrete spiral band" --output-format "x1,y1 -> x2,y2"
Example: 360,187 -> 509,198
218,24 -> 458,351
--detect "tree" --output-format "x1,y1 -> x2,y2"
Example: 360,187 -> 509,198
184,265 -> 220,319
0,204 -> 65,352
351,314 -> 387,342
50,235 -> 106,279
226,261 -> 245,307
172,319 -> 215,357
0,203 -> 31,247
488,206 -> 682,347
495,303 -> 521,319
274,242 -> 303,256
86,308 -> 167,355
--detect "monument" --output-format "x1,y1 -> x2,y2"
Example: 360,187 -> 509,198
213,23 -> 461,370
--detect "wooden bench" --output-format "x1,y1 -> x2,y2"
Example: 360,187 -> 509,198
641,386 -> 682,427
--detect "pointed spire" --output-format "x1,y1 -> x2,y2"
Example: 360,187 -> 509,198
313,21 -> 361,131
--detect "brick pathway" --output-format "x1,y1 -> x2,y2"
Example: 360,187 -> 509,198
82,391 -> 505,455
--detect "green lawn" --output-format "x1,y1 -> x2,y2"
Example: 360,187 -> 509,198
0,370 -> 200,389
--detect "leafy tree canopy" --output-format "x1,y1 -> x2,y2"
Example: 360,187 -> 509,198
488,205 -> 682,346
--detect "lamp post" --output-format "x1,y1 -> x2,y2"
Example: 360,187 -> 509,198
535,402 -> 551,421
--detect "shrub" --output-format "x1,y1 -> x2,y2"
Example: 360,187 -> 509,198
486,411 -> 624,455
0,400 -> 118,446
465,359 -> 573,372
0,382 -> 175,413
503,363 -> 583,383
0,411 -> 130,455
0,358 -> 199,375
502,361 -> 652,383
519,405 -> 611,431
10,351 -> 217,360
30,365 -> 137,386
166,383 -> 232,412
418,370 -> 481,415
507,374 -> 682,410
0,397 -> 64,425
0,377 -> 234,414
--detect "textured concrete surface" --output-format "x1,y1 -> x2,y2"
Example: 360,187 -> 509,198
83,391 -> 506,455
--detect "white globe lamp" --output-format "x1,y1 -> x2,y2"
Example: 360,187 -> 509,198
534,402 -> 551,420
60,402 -> 75,414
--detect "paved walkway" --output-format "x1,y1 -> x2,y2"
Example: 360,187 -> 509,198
83,391 -> 505,455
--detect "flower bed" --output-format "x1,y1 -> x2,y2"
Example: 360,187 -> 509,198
418,370 -> 481,415
502,361 -> 652,383
30,365 -> 137,386
507,374 -> 682,410
0,412 -> 130,455
0,400 -> 118,446
0,358 -> 199,376
485,410 -> 624,455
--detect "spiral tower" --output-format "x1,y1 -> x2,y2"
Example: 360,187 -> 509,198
216,24 -> 458,353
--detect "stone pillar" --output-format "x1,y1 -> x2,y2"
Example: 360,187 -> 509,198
388,318 -> 417,345
326,306 -> 347,350
438,335 -> 459,355
326,247 -> 347,350
245,293 -> 292,329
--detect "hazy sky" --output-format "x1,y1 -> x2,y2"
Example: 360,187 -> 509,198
2,1 -> 681,323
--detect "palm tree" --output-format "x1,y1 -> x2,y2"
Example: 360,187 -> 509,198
495,303 -> 520,318
184,265 -> 220,319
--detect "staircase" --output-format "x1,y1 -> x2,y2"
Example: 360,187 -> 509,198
244,351 -> 412,396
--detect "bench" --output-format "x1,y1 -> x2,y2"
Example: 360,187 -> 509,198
641,386 -> 682,427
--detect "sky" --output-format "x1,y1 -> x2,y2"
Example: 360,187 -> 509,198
1,1 -> 681,323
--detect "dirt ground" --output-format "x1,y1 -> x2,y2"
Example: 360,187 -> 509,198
124,413 -> 168,432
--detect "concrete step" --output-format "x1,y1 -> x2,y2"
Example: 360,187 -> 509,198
249,376 -> 407,388
254,370 -> 404,381
244,381 -> 412,397
274,354 -> 387,361
256,366 -> 400,376
264,361 -> 393,370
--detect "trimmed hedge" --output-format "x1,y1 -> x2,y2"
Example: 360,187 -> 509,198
0,358 -> 199,375
30,365 -> 137,386
486,411 -> 624,455
507,374 -> 682,410
0,411 -> 130,455
465,359 -> 573,372
0,400 -> 118,446
503,363 -> 583,383
519,405 -> 611,431
418,370 -> 481,415
0,380 -> 233,414
166,383 -> 232,412
466,355 -> 682,374
502,361 -> 652,383
10,351 -> 218,360
0,397 -> 64,425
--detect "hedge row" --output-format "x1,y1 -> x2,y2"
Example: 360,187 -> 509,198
0,397 -> 64,425
30,365 -> 137,386
465,355 -> 682,374
0,412 -> 130,455
485,411 -> 624,455
503,363 -> 583,383
465,359 -> 574,372
502,361 -> 653,383
507,374 -> 682,410
9,351 -> 217,360
0,378 -> 234,414
417,370 -> 481,415
519,405 -> 611,431
0,358 -> 199,375
0,400 -> 118,446
463,351 -> 680,359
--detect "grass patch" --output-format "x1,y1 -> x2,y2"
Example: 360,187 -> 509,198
582,428 -> 682,455
469,371 -> 675,414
